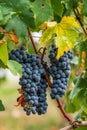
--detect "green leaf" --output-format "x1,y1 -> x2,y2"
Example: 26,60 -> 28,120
70,73 -> 87,99
20,9 -> 36,29
0,10 -> 3,21
0,43 -> 8,65
31,0 -> 53,26
68,0 -> 78,9
79,40 -> 87,69
50,0 -> 64,17
7,40 -> 15,52
6,16 -> 28,37
64,91 -> 80,113
0,60 -> 7,68
77,89 -> 87,113
0,0 -> 30,12
0,0 -> 36,35
82,0 -> 87,16
70,75 -> 81,99
75,109 -> 83,120
53,12 -> 61,23
7,60 -> 22,76
0,100 -> 5,111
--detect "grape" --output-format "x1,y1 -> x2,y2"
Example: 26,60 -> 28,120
9,46 -> 48,115
36,75 -> 48,115
49,44 -> 73,99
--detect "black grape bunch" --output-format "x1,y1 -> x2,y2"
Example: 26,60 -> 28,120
49,43 -> 73,99
9,46 -> 48,115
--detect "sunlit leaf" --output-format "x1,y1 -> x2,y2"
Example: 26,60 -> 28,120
0,43 -> 8,65
39,16 -> 79,58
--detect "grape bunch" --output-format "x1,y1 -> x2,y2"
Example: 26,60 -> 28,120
49,44 -> 73,99
9,46 -> 48,115
9,44 -> 73,115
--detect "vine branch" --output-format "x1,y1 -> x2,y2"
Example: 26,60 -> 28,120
28,28 -> 38,54
28,28 -> 73,124
57,100 -> 72,124
41,47 -> 46,64
74,9 -> 87,35
60,121 -> 87,130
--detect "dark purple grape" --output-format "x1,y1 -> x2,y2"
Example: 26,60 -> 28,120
49,44 -> 73,99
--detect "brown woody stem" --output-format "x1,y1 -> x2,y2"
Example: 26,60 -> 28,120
28,28 -> 73,124
74,9 -> 87,35
57,100 -> 73,124
41,47 -> 46,64
28,28 -> 38,54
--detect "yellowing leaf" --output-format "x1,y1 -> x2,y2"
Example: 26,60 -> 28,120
78,2 -> 83,9
39,16 -> 79,58
39,21 -> 57,29
60,16 -> 79,28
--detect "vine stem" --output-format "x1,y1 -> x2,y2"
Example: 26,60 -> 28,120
74,9 -> 87,35
60,121 -> 87,130
28,28 -> 38,54
28,28 -> 73,124
41,47 -> 46,63
57,100 -> 72,123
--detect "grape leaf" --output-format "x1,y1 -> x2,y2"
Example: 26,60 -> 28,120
6,16 -> 28,37
79,40 -> 87,69
0,0 -> 36,36
7,60 -> 22,76
0,100 -> 5,111
53,12 -> 61,23
67,0 -> 78,9
64,91 -> 80,113
0,60 -> 7,68
82,0 -> 87,16
75,109 -> 83,120
19,10 -> 35,29
0,43 -> 8,65
30,0 -> 53,26
50,0 -> 64,17
70,73 -> 87,99
39,16 -> 79,58
0,0 -> 30,12
77,89 -> 87,113
0,3 -> 12,25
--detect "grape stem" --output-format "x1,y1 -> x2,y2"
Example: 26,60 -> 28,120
41,47 -> 46,64
28,28 -> 73,124
74,9 -> 87,35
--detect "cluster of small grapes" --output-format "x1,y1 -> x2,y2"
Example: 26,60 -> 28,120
9,46 -> 48,115
49,44 -> 73,99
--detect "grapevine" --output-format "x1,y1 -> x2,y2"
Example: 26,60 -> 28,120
0,0 -> 87,130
